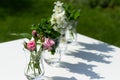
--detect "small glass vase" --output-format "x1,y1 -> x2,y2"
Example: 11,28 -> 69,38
43,48 -> 61,67
24,49 -> 44,80
43,38 -> 61,67
59,34 -> 67,53
66,20 -> 78,44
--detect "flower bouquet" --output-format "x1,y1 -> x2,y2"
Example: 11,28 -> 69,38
63,0 -> 80,44
23,40 -> 44,80
13,0 -> 80,79
23,18 -> 61,79
50,1 -> 68,52
50,0 -> 80,45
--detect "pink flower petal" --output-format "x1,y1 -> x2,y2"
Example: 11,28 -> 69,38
27,40 -> 36,51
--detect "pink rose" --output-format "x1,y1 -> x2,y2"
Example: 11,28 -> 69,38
27,41 -> 36,51
43,38 -> 55,50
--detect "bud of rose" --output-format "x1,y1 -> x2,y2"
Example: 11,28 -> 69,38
27,40 -> 36,51
32,30 -> 37,37
37,34 -> 40,37
42,37 -> 45,42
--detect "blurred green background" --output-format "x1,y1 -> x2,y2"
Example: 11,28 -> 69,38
0,0 -> 120,47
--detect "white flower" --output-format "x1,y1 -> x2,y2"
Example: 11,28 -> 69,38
50,14 -> 56,25
53,1 -> 65,13
50,11 -> 67,27
53,25 -> 58,31
55,11 -> 65,24
54,1 -> 63,7
53,5 -> 64,13
50,1 -> 68,32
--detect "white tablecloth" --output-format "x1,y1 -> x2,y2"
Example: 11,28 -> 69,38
0,34 -> 120,80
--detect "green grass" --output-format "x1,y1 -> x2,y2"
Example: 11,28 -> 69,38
78,7 -> 120,47
0,0 -> 55,42
0,0 -> 120,47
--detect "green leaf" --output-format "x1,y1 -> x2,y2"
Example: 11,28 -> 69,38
51,49 -> 55,55
63,2 -> 80,21
31,26 -> 38,30
74,10 -> 80,19
10,33 -> 32,39
34,61 -> 39,68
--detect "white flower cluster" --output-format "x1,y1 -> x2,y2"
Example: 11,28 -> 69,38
50,1 -> 68,32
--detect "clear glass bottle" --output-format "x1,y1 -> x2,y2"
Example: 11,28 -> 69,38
43,38 -> 61,67
66,20 -> 78,44
24,49 -> 44,80
43,48 -> 61,67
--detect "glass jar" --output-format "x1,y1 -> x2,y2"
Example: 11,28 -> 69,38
66,20 -> 78,44
43,48 -> 61,67
43,38 -> 61,67
24,49 -> 44,80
